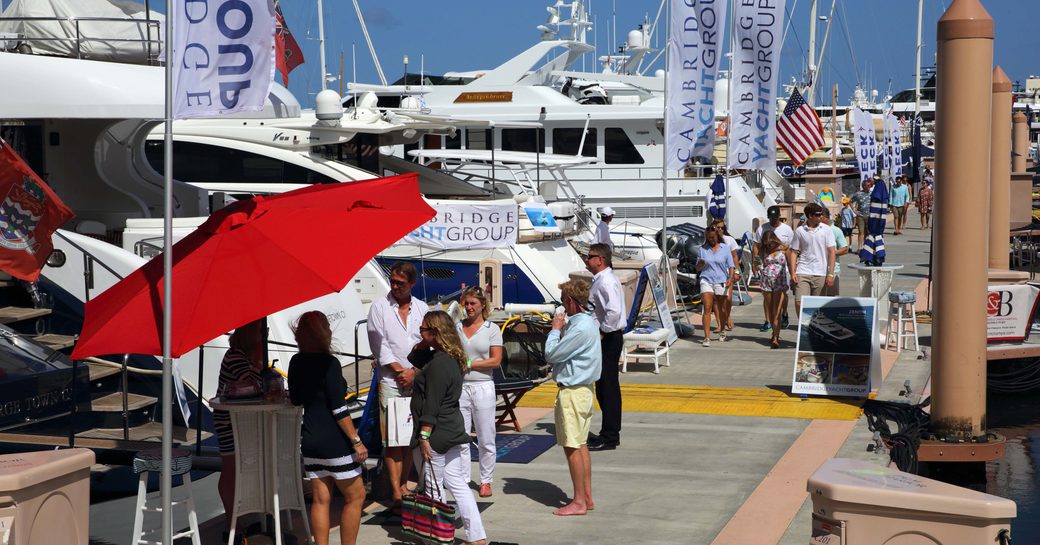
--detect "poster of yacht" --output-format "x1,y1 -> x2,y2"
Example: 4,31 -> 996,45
644,262 -> 678,344
986,283 -> 1040,342
792,296 -> 878,397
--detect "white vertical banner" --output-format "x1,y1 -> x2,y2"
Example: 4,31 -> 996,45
173,0 -> 277,119
852,108 -> 878,182
667,0 -> 728,169
727,0 -> 785,171
886,113 -> 903,177
880,112 -> 893,175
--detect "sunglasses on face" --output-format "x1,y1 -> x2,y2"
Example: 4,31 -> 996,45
389,279 -> 409,287
810,212 -> 824,217
585,254 -> 603,261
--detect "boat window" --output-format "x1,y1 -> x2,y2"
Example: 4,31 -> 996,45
552,128 -> 597,157
144,141 -> 338,184
604,128 -> 644,164
466,129 -> 493,150
501,128 -> 546,153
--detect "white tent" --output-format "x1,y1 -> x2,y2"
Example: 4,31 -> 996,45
0,0 -> 163,63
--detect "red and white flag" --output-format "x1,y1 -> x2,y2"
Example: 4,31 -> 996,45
274,0 -> 304,87
777,88 -> 826,166
0,139 -> 74,281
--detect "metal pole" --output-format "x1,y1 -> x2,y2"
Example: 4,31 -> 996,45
808,0 -> 817,93
660,0 -> 668,253
914,0 -> 924,126
161,2 -> 174,542
931,0 -> 993,441
831,84 -> 838,176
318,0 -> 327,91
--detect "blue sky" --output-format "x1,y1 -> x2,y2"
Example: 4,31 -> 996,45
5,0 -> 1030,107
276,0 -> 1036,108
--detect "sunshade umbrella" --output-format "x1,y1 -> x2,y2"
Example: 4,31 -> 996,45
858,179 -> 889,266
708,174 -> 726,220
72,173 -> 434,359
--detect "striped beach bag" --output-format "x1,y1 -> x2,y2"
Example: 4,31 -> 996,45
401,463 -> 456,544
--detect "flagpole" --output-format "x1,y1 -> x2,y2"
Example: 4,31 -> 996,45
660,0 -> 668,255
161,2 -> 174,543
832,84 -> 838,176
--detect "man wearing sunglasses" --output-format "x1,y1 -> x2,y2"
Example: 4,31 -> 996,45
366,261 -> 428,514
788,203 -> 836,315
584,243 -> 626,451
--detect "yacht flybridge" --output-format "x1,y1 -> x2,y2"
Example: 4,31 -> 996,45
348,0 -> 768,238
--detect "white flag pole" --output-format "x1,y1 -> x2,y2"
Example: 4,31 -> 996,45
161,0 -> 173,543
660,0 -> 669,254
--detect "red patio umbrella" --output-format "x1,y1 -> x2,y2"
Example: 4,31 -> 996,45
72,173 -> 434,359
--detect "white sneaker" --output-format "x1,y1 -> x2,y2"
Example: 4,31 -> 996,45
702,338 -> 711,347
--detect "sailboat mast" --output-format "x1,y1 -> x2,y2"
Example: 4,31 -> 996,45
317,0 -> 327,91
808,0 -> 818,99
914,0 -> 923,123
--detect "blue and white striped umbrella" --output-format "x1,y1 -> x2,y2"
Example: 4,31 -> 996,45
859,179 -> 889,265
708,174 -> 726,220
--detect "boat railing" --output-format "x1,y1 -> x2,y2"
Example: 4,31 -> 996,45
0,15 -> 162,64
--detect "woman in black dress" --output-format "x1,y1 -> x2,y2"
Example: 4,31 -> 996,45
288,311 -> 368,545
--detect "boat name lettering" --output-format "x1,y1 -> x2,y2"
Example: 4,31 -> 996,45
0,400 -> 19,417
453,92 -> 513,104
325,310 -> 347,323
179,0 -> 265,111
24,388 -> 71,411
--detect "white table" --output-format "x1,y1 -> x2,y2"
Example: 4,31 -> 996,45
848,263 -> 905,344
210,400 -> 310,545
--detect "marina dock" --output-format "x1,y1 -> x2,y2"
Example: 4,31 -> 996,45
84,225 -> 935,545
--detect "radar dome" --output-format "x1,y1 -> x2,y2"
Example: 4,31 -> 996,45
654,69 -> 665,78
627,29 -> 645,49
400,96 -> 422,110
315,89 -> 343,121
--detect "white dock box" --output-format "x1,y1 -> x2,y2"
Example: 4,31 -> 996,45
0,448 -> 94,545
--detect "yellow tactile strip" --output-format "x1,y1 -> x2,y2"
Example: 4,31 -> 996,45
517,383 -> 864,420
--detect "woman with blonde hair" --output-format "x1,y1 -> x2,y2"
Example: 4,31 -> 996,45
456,286 -> 502,497
288,311 -> 368,545
409,310 -> 487,545
758,231 -> 791,349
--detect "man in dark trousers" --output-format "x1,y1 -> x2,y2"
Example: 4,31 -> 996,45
584,243 -> 626,451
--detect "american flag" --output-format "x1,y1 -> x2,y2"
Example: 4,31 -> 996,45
776,88 -> 825,166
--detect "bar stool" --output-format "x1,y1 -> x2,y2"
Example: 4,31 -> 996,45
886,291 -> 919,352
131,447 -> 201,545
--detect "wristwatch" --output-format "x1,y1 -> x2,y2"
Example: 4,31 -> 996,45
352,436 -> 363,446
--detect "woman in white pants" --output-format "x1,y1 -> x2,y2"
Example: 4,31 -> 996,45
456,287 -> 503,498
410,311 -> 487,545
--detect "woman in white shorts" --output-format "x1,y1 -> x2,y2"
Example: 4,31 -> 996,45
695,229 -> 735,347
456,286 -> 503,498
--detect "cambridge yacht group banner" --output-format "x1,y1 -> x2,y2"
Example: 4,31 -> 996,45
852,108 -> 878,182
727,0 -> 785,171
666,0 -> 728,169
882,112 -> 902,178
173,0 -> 277,118
401,201 -> 518,250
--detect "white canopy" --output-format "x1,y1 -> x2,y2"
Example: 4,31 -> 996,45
0,0 -> 162,63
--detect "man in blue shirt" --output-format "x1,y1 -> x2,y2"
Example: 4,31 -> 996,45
889,176 -> 911,236
545,279 -> 601,516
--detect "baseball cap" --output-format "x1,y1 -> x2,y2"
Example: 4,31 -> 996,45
841,196 -> 850,205
766,206 -> 781,219
600,207 -> 616,217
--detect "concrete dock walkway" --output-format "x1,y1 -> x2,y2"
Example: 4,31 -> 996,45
88,221 -> 937,545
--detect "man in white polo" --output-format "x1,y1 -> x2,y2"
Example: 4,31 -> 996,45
595,207 -> 615,250
788,203 -> 836,315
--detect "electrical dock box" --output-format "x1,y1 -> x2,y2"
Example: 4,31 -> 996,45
807,458 -> 1015,545
0,448 -> 94,545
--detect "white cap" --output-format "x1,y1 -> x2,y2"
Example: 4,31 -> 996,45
600,207 -> 616,216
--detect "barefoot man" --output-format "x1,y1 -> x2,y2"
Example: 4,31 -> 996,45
545,279 -> 602,516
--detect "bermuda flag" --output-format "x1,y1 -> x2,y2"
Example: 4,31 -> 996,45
777,88 -> 826,166
275,0 -> 305,87
0,138 -> 74,281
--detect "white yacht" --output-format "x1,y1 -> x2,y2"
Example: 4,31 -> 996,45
347,0 -> 768,240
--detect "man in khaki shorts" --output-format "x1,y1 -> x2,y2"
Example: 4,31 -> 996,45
545,279 -> 602,517
788,203 -> 836,315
